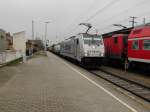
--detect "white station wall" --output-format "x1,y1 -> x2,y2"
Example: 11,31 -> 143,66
13,31 -> 26,55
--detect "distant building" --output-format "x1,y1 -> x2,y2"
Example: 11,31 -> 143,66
0,29 -> 7,51
27,39 -> 44,51
6,32 -> 13,50
30,39 -> 44,51
13,31 -> 26,55
26,39 -> 44,56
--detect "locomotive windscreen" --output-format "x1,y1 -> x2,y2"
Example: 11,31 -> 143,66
84,39 -> 100,46
83,36 -> 103,46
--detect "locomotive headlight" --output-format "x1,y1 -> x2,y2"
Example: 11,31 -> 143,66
84,51 -> 89,56
92,46 -> 95,49
100,52 -> 104,57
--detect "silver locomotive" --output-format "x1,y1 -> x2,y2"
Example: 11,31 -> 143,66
59,33 -> 105,66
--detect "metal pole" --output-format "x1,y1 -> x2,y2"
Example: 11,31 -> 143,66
32,20 -> 34,40
45,23 -> 47,51
143,18 -> 146,25
130,16 -> 137,27
44,22 -> 49,51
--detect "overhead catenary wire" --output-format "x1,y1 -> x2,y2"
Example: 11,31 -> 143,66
98,10 -> 150,34
60,0 -> 98,39
97,17 -> 130,33
88,0 -> 150,30
64,0 -> 123,37
96,0 -> 150,27
85,0 -> 121,22
95,0 -> 150,33
62,0 -> 123,38
63,0 -> 120,37
63,0 -> 150,40
99,17 -> 129,30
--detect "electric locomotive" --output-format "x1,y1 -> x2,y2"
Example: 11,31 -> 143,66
60,33 -> 105,66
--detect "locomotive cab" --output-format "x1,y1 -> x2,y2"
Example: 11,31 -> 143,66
59,33 -> 105,67
83,35 -> 104,57
80,34 -> 105,66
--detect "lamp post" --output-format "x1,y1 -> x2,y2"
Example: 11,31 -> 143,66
32,20 -> 34,40
44,21 -> 50,51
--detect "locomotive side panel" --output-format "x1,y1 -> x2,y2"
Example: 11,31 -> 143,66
53,44 -> 61,54
60,38 -> 76,59
103,37 -> 111,58
128,25 -> 150,64
103,34 -> 128,60
74,35 -> 83,62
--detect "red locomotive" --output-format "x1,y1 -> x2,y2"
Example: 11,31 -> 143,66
103,24 -> 150,69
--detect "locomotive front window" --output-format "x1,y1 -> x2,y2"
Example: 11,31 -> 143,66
143,40 -> 150,50
84,38 -> 101,46
132,40 -> 139,50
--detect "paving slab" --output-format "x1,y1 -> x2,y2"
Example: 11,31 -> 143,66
0,52 -> 149,112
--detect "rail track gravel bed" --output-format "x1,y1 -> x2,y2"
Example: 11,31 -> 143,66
90,69 -> 150,103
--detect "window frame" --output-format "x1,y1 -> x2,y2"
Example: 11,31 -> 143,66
143,39 -> 150,50
114,37 -> 118,44
132,40 -> 139,50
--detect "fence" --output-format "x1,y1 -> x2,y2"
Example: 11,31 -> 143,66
0,50 -> 23,65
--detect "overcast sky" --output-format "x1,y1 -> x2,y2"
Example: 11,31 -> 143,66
0,0 -> 150,43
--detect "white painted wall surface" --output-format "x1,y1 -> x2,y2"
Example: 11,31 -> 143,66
13,31 -> 26,56
0,51 -> 22,64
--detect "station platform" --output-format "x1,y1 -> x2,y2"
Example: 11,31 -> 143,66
0,52 -> 149,112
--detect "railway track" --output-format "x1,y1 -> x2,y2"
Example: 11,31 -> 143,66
90,69 -> 150,103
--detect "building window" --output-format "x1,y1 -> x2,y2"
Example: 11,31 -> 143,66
114,37 -> 118,44
132,40 -> 139,50
143,40 -> 150,50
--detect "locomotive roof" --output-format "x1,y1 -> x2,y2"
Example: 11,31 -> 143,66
65,36 -> 76,40
102,23 -> 150,38
129,23 -> 150,38
65,33 -> 100,40
134,22 -> 150,28
78,33 -> 100,37
102,27 -> 133,38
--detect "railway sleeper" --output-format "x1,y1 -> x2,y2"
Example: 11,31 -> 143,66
121,84 -> 138,88
135,90 -> 150,94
